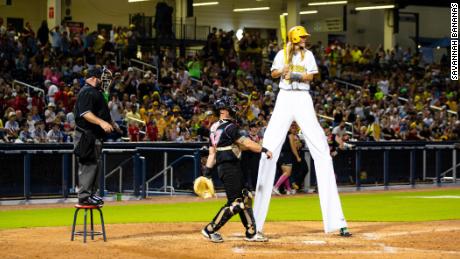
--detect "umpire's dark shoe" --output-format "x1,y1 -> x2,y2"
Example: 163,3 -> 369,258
91,194 -> 104,205
78,196 -> 100,206
339,227 -> 352,237
201,228 -> 224,243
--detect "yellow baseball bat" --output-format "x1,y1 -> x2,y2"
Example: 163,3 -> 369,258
279,14 -> 288,64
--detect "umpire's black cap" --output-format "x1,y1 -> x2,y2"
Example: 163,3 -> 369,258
86,68 -> 103,79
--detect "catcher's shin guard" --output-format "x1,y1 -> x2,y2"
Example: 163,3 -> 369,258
239,189 -> 256,237
239,207 -> 256,238
206,199 -> 244,233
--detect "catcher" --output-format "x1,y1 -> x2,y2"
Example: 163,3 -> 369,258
200,96 -> 273,243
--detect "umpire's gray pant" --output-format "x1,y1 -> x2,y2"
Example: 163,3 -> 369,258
74,130 -> 103,200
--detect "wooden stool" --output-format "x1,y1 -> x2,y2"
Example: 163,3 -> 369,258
71,204 -> 107,243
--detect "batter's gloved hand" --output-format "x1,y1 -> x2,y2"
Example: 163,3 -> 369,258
193,176 -> 216,199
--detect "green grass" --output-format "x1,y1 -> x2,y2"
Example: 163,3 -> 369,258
0,189 -> 459,230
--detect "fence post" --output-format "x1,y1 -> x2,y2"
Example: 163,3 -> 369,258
453,148 -> 457,182
99,152 -> 107,197
435,150 -> 441,186
410,150 -> 416,187
133,153 -> 140,196
62,153 -> 70,198
355,150 -> 361,191
140,156 -> 146,199
383,150 -> 389,190
24,153 -> 31,199
193,149 -> 201,179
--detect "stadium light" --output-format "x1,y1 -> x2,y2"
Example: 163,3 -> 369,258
193,2 -> 219,7
308,1 -> 347,6
282,10 -> 318,16
233,7 -> 270,12
355,5 -> 395,11
299,10 -> 318,15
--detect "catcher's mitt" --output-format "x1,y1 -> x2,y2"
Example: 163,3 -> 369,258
193,176 -> 215,199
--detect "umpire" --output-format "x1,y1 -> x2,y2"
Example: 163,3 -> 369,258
201,96 -> 273,243
74,68 -> 114,206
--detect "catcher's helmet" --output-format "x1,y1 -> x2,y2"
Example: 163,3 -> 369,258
288,26 -> 310,44
214,96 -> 237,116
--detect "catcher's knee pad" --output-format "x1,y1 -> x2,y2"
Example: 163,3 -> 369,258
242,188 -> 253,209
208,199 -> 244,232
239,207 -> 256,237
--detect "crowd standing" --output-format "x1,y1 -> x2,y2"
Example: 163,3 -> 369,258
0,19 -> 459,145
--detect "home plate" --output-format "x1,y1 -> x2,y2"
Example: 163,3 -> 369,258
302,240 -> 327,245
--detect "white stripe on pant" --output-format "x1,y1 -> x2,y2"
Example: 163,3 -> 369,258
253,90 -> 348,233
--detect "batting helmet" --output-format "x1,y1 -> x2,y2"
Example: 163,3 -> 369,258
214,96 -> 237,116
288,26 -> 310,44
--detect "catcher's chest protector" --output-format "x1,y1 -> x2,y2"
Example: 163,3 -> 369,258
210,120 -> 241,164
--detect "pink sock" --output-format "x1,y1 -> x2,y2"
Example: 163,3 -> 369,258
284,178 -> 291,191
274,174 -> 288,189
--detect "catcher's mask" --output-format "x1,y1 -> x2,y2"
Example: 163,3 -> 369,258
288,26 -> 310,44
214,96 -> 237,117
101,66 -> 113,93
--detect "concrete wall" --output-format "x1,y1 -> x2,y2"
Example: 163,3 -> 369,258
70,0 -> 165,31
0,0 -> 47,31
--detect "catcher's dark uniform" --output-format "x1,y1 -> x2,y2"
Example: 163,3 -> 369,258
241,134 -> 261,191
278,133 -> 295,166
203,119 -> 257,239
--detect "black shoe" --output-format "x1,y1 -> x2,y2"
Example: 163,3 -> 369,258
78,196 -> 101,206
91,194 -> 104,205
339,227 -> 352,237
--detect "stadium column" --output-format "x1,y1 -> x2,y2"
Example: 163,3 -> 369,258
286,0 -> 300,30
47,0 -> 62,29
175,0 -> 190,57
383,9 -> 395,53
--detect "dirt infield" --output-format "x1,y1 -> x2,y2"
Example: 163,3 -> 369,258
1,220 -> 460,258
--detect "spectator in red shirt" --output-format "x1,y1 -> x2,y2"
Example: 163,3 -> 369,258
54,82 -> 69,111
128,120 -> 140,141
145,119 -> 158,141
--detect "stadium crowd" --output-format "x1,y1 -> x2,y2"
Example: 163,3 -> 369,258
0,19 -> 459,144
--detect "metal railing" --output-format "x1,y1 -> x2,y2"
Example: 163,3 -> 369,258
317,114 -> 354,135
145,155 -> 196,196
104,156 -> 133,193
429,105 -> 458,116
137,147 -> 202,196
12,80 -> 46,101
423,144 -> 458,183
334,79 -> 362,91
129,58 -> 159,78
101,148 -> 137,197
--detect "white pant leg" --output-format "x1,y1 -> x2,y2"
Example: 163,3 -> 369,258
254,90 -> 294,232
294,92 -> 347,233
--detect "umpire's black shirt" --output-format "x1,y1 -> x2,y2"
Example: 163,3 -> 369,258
74,84 -> 111,139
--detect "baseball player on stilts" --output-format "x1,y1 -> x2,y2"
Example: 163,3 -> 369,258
253,25 -> 352,238
201,96 -> 273,243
